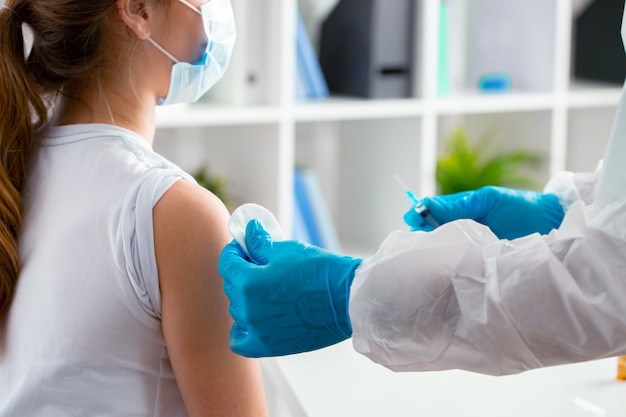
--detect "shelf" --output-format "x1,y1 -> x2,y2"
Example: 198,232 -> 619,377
567,83 -> 622,108
436,91 -> 556,114
155,87 -> 622,128
155,102 -> 282,128
293,97 -> 424,122
293,93 -> 558,121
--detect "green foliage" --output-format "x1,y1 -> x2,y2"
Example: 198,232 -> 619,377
193,167 -> 234,211
436,126 -> 544,195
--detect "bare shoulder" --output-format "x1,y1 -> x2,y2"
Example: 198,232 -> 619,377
153,179 -> 231,249
151,177 -> 231,320
152,179 -> 267,416
152,177 -> 232,321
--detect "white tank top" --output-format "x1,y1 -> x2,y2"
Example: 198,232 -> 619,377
1,124 -> 193,416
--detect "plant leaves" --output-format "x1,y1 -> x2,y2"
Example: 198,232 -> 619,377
436,126 -> 544,194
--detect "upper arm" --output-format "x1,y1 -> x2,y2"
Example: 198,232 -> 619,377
153,179 -> 267,417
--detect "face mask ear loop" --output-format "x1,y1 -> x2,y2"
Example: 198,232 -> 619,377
177,0 -> 202,15
146,37 -> 180,63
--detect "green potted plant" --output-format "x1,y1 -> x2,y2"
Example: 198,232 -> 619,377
436,126 -> 544,195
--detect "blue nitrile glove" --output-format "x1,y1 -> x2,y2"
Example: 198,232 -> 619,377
218,220 -> 363,358
404,186 -> 565,240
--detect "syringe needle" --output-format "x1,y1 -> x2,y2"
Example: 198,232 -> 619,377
393,174 -> 419,204
393,174 -> 440,228
393,174 -> 409,191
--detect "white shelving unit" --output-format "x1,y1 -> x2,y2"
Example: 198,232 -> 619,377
154,0 -> 622,255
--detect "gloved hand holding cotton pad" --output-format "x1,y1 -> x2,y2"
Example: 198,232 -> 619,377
228,203 -> 285,257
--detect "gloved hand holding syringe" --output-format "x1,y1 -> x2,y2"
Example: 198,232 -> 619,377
394,175 -> 440,228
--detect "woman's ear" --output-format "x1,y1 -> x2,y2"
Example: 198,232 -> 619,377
116,0 -> 152,40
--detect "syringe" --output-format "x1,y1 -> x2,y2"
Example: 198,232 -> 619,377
393,175 -> 440,228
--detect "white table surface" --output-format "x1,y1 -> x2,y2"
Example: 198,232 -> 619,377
261,340 -> 626,417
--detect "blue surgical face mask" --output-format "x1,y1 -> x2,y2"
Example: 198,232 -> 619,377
148,0 -> 236,105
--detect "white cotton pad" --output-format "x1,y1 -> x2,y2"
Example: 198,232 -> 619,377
228,203 -> 285,256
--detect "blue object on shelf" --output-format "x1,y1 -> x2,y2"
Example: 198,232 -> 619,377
293,168 -> 341,252
294,168 -> 324,247
477,72 -> 512,93
438,1 -> 450,97
296,9 -> 329,100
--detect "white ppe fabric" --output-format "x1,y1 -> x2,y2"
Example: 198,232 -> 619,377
349,2 -> 626,376
597,85 -> 626,205
0,124 -> 193,415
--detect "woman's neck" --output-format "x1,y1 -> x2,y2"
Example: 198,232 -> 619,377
54,83 -> 157,145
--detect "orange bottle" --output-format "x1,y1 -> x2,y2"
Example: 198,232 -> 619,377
617,356 -> 626,380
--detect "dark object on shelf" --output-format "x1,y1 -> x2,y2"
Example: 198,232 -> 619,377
319,0 -> 416,98
574,0 -> 626,85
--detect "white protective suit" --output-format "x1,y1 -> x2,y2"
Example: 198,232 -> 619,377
349,4 -> 626,376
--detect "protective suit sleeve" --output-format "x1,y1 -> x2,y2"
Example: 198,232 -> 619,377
543,163 -> 601,211
349,197 -> 626,376
545,77 -> 626,211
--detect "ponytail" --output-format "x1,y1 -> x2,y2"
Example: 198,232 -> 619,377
0,0 -> 135,322
0,4 -> 48,322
